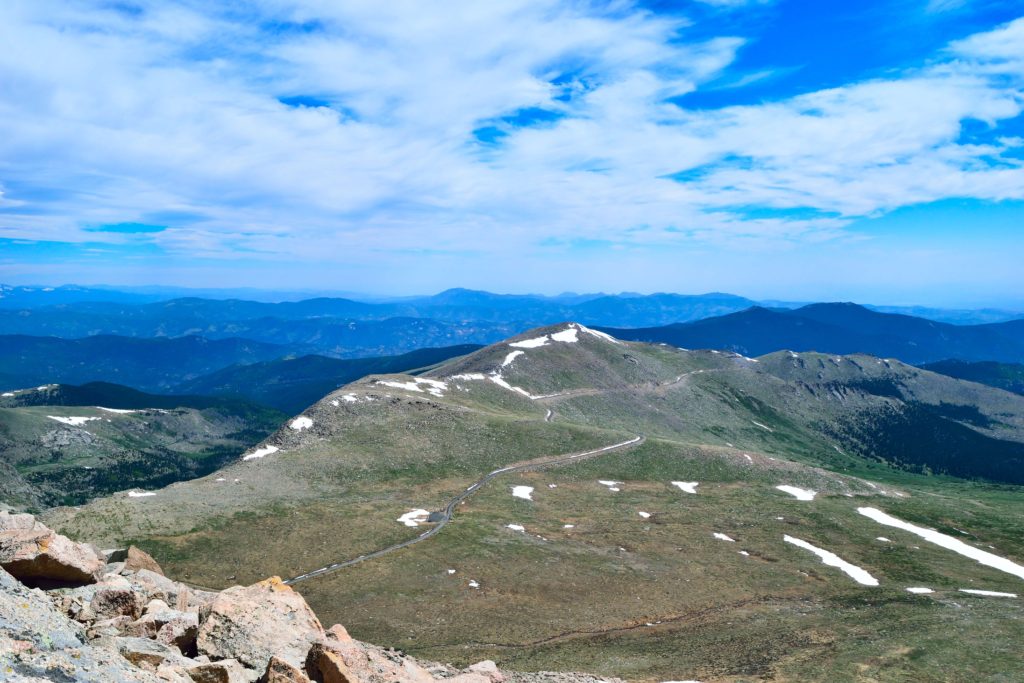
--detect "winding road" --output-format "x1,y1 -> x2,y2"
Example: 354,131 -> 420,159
283,433 -> 644,585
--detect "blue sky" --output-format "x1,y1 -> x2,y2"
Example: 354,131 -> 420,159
0,0 -> 1022,306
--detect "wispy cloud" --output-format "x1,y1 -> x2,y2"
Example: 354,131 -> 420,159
0,1 -> 1021,286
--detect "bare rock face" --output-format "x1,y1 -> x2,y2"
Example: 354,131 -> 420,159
197,576 -> 324,671
0,511 -> 104,586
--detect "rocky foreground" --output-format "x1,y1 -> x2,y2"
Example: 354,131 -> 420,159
0,512 -> 621,683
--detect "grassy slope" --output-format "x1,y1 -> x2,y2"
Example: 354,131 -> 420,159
44,325 -> 1024,682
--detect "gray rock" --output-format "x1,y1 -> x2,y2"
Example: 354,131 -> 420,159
0,566 -> 84,651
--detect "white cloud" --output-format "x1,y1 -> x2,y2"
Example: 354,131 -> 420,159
0,2 -> 1021,273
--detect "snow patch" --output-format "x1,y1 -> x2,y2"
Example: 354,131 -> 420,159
506,524 -> 525,532
713,533 -> 736,542
397,509 -> 431,527
751,420 -> 774,432
96,407 -> 137,414
578,324 -> 621,344
906,587 -> 934,594
563,524 -> 575,529
450,373 -> 486,381
242,445 -> 279,461
468,580 -> 480,589
784,535 -> 879,586
1,393 -> 13,397
638,511 -> 651,519
598,480 -> 620,492
959,589 -> 1017,597
550,327 -> 579,343
377,377 -> 448,397
672,481 -> 699,494
510,335 -> 549,349
512,486 -> 534,501
47,416 -> 101,427
127,491 -> 155,498
503,350 -> 525,367
858,507 -> 1024,580
876,537 -> 892,543
289,416 -> 313,430
342,394 -> 359,403
776,485 -> 816,501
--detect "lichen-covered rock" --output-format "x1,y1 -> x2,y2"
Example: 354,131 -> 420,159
0,511 -> 104,586
0,566 -> 84,651
196,577 -> 323,671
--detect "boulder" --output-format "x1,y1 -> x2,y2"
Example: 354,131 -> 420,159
125,545 -> 165,576
156,613 -> 200,656
187,658 -> 251,683
324,624 -> 352,644
196,577 -> 323,671
260,656 -> 311,683
0,511 -> 104,586
102,635 -> 187,670
86,615 -> 134,639
305,642 -> 355,683
91,585 -> 145,620
467,660 -> 505,683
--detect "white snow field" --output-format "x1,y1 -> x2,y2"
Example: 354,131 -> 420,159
242,445 -> 279,461
858,507 -> 1024,580
776,485 -> 816,501
784,535 -> 879,586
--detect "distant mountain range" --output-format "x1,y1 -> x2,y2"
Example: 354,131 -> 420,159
0,335 -> 292,392
0,337 -> 478,413
600,303 -> 1024,365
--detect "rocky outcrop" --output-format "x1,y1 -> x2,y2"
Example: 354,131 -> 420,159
197,576 -> 324,670
0,510 -> 104,586
0,513 -> 622,683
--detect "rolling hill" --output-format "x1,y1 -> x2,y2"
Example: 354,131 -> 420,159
176,344 -> 482,413
42,323 -> 1024,682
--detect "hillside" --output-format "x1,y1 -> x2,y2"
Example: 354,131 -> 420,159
922,359 -> 1024,396
42,324 -> 1024,681
601,303 -> 1024,364
176,344 -> 482,413
0,383 -> 285,509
